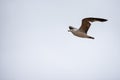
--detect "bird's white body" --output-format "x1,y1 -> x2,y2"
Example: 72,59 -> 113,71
68,29 -> 94,39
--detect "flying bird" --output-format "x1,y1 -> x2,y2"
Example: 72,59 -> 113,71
68,17 -> 107,39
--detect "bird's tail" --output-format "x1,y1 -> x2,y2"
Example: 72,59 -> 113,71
88,36 -> 95,39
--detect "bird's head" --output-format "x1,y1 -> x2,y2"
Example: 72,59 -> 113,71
68,26 -> 76,32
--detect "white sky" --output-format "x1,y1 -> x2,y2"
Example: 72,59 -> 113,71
0,0 -> 120,80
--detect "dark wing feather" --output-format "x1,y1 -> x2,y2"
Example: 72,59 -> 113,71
79,17 -> 107,33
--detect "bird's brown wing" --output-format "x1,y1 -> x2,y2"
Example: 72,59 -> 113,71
79,17 -> 107,33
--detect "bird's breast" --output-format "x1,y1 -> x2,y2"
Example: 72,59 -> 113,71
72,31 -> 88,38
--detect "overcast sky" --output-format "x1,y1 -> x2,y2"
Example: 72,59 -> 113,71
0,0 -> 120,80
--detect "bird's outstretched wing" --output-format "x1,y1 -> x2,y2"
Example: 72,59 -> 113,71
79,17 -> 107,33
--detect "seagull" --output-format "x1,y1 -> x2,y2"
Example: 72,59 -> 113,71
68,17 -> 107,39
